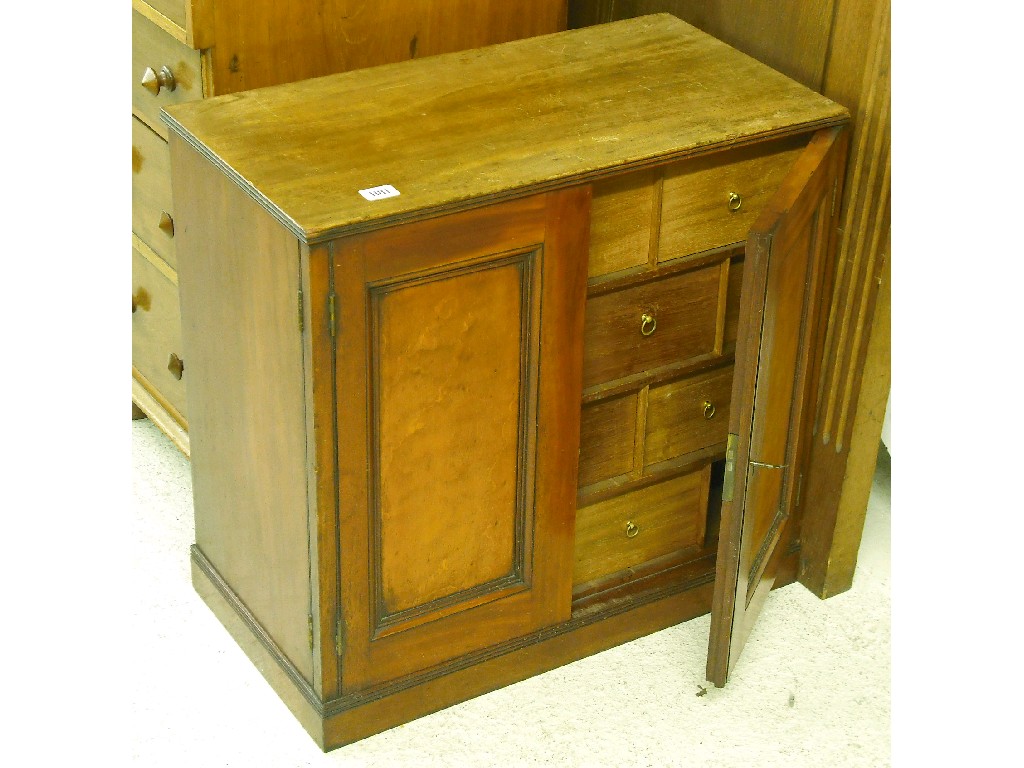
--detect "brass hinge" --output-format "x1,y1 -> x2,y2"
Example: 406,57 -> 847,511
298,290 -> 304,333
334,618 -> 345,657
307,614 -> 314,650
722,433 -> 738,503
328,293 -> 337,338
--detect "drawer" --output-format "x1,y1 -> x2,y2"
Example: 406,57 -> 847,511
578,391 -> 637,488
132,246 -> 188,423
645,366 -> 732,468
132,116 -> 177,269
583,262 -> 725,388
588,169 -> 655,279
658,137 -> 806,262
573,468 -> 710,586
145,0 -> 187,31
132,9 -> 202,141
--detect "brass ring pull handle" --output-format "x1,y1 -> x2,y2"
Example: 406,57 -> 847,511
703,401 -> 716,419
158,211 -> 175,237
167,353 -> 185,381
640,312 -> 657,337
141,65 -> 177,96
625,521 -> 639,538
727,191 -> 743,212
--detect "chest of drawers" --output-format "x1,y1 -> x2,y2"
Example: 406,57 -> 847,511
131,0 -> 567,454
163,14 -> 849,750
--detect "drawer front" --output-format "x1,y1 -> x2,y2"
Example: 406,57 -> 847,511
588,169 -> 655,279
658,137 -> 806,262
132,246 -> 187,423
132,116 -> 177,268
645,366 -> 733,468
145,0 -> 187,31
132,9 -> 202,140
579,391 -> 637,488
583,262 -> 724,388
574,468 -> 710,586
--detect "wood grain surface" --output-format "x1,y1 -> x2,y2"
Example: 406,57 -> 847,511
163,14 -> 846,243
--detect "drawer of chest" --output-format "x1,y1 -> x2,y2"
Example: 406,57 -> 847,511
132,8 -> 202,140
573,467 -> 710,587
132,116 -> 177,269
657,136 -> 806,263
583,262 -> 725,388
144,0 -> 188,31
132,246 -> 187,424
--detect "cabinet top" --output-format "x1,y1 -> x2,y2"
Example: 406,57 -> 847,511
163,14 -> 847,244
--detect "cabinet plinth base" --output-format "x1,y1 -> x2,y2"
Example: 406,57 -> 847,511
191,543 -> 800,751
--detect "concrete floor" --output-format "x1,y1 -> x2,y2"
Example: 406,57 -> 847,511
129,418 -> 890,766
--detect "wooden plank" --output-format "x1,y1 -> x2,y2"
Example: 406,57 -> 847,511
799,0 -> 890,596
163,15 -> 847,243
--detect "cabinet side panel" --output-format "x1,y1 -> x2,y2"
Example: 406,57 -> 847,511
169,134 -> 313,683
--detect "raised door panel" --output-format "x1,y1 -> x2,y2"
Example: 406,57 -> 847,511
335,189 -> 590,692
706,127 -> 847,686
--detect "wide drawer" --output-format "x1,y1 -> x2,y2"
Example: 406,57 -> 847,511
132,246 -> 187,424
658,137 -> 806,262
132,9 -> 202,140
573,467 -> 710,586
132,116 -> 177,269
583,262 -> 725,388
645,366 -> 732,468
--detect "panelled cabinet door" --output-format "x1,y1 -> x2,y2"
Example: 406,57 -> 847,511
334,188 -> 591,692
706,128 -> 848,686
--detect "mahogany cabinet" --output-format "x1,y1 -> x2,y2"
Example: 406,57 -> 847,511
164,15 -> 849,750
131,0 -> 567,455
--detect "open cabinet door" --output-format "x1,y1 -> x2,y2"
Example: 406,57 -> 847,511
707,127 -> 848,687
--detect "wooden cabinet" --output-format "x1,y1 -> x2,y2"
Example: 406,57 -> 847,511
130,0 -> 567,455
164,14 -> 849,750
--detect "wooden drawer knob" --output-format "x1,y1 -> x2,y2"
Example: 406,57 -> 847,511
625,521 -> 639,538
141,65 -> 176,96
640,312 -> 657,337
158,211 -> 175,237
167,353 -> 185,380
727,191 -> 743,212
703,400 -> 716,419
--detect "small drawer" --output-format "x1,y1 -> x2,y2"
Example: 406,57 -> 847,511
573,468 -> 710,586
578,391 -> 637,488
132,246 -> 188,423
132,9 -> 202,140
645,366 -> 732,468
658,137 -> 806,262
132,116 -> 177,269
588,169 -> 656,279
583,262 -> 724,388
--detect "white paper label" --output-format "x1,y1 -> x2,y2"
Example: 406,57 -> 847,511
358,184 -> 400,201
